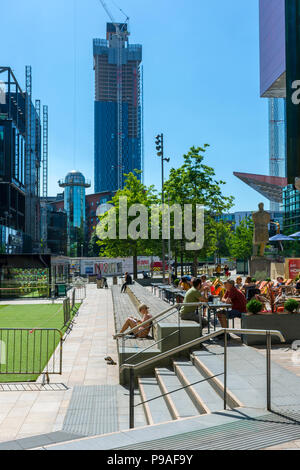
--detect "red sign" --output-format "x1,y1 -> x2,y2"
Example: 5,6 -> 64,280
288,259 -> 300,279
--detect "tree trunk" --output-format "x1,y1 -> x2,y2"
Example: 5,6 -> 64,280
174,247 -> 178,279
192,253 -> 198,277
133,247 -> 138,280
180,241 -> 184,277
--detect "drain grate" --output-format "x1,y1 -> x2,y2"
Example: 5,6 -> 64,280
62,385 -> 118,436
0,383 -> 68,392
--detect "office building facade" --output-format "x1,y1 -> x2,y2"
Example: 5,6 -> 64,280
93,23 -> 143,195
0,67 -> 41,253
59,171 -> 91,257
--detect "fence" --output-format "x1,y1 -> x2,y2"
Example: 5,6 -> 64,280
0,328 -> 63,380
63,298 -> 71,327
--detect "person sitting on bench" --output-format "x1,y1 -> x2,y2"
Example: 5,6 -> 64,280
113,304 -> 152,339
121,272 -> 132,293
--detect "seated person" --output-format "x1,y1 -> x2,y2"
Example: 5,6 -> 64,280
114,304 -> 152,339
121,272 -> 132,293
217,279 -> 247,328
180,278 -> 208,325
274,277 -> 285,288
235,277 -> 243,291
224,265 -> 230,277
179,276 -> 191,291
216,264 -> 222,275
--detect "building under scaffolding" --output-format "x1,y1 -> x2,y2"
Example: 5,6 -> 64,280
0,67 -> 45,253
93,23 -> 143,195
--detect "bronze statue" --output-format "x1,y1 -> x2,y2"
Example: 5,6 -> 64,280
252,203 -> 271,257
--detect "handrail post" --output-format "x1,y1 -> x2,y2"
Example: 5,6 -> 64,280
129,367 -> 135,429
266,331 -> 272,411
224,329 -> 227,410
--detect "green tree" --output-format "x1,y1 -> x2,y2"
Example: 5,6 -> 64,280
229,217 -> 254,261
164,146 -> 234,275
96,171 -> 159,279
88,231 -> 100,257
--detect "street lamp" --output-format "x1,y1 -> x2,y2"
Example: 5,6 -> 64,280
155,133 -> 170,283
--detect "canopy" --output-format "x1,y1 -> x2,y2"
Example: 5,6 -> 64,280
269,234 -> 295,242
290,231 -> 300,238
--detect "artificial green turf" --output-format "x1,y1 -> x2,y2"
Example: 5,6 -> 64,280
0,303 -> 80,383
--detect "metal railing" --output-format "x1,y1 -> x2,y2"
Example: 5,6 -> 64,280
0,328 -> 63,384
120,328 -> 285,429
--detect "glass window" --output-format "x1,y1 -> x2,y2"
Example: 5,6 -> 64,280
0,126 -> 4,176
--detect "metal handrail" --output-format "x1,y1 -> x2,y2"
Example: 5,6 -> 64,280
121,328 -> 285,429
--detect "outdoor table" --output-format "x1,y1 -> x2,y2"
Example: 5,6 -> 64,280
156,285 -> 168,299
206,303 -> 233,334
150,283 -> 162,294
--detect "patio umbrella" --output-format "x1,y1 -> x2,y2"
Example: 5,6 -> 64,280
290,231 -> 300,238
269,234 -> 295,242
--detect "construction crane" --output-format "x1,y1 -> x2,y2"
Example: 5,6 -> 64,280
98,0 -> 129,189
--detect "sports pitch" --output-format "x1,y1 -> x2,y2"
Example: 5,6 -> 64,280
0,303 -> 79,383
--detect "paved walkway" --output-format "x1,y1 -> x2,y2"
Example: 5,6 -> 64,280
0,284 -> 145,443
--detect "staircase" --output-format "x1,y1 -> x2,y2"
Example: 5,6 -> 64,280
29,342 -> 300,450
137,343 -> 240,425
136,340 -> 300,425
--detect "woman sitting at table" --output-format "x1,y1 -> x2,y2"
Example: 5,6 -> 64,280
179,276 -> 191,291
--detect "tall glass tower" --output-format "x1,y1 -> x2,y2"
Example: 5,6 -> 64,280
59,171 -> 91,256
268,97 -> 287,211
93,23 -> 143,195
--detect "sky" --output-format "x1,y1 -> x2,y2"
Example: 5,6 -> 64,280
1,0 -> 269,212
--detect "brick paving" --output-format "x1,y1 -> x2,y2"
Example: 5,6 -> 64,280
0,284 -> 146,443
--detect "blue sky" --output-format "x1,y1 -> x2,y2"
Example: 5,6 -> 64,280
1,0 -> 269,212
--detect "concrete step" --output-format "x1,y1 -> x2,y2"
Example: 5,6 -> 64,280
42,407 -> 278,450
155,367 -> 199,419
137,376 -> 173,425
193,343 -> 300,410
173,358 -> 225,413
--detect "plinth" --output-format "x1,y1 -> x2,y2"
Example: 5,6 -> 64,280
249,257 -> 271,280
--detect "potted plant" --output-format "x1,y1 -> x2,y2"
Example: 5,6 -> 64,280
246,299 -> 263,315
284,299 -> 299,314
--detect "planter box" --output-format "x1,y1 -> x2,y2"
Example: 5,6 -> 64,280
241,312 -> 300,345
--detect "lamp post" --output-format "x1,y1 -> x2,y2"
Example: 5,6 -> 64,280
155,133 -> 170,283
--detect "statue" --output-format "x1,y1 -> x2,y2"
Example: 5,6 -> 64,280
252,203 -> 271,257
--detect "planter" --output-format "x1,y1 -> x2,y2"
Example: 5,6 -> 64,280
241,312 -> 300,345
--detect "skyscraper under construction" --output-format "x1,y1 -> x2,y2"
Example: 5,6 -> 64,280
93,23 -> 143,195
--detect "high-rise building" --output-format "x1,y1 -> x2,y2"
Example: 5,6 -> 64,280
268,97 -> 286,211
59,171 -> 91,256
0,67 -> 42,253
93,23 -> 143,195
258,0 -> 300,234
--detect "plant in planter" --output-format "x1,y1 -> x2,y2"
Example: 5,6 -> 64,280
246,299 -> 263,315
284,299 -> 299,314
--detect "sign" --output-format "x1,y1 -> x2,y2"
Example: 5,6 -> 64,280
287,259 -> 300,279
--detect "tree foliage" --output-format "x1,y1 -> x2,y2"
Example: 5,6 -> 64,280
163,146 -> 234,272
229,217 -> 254,260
